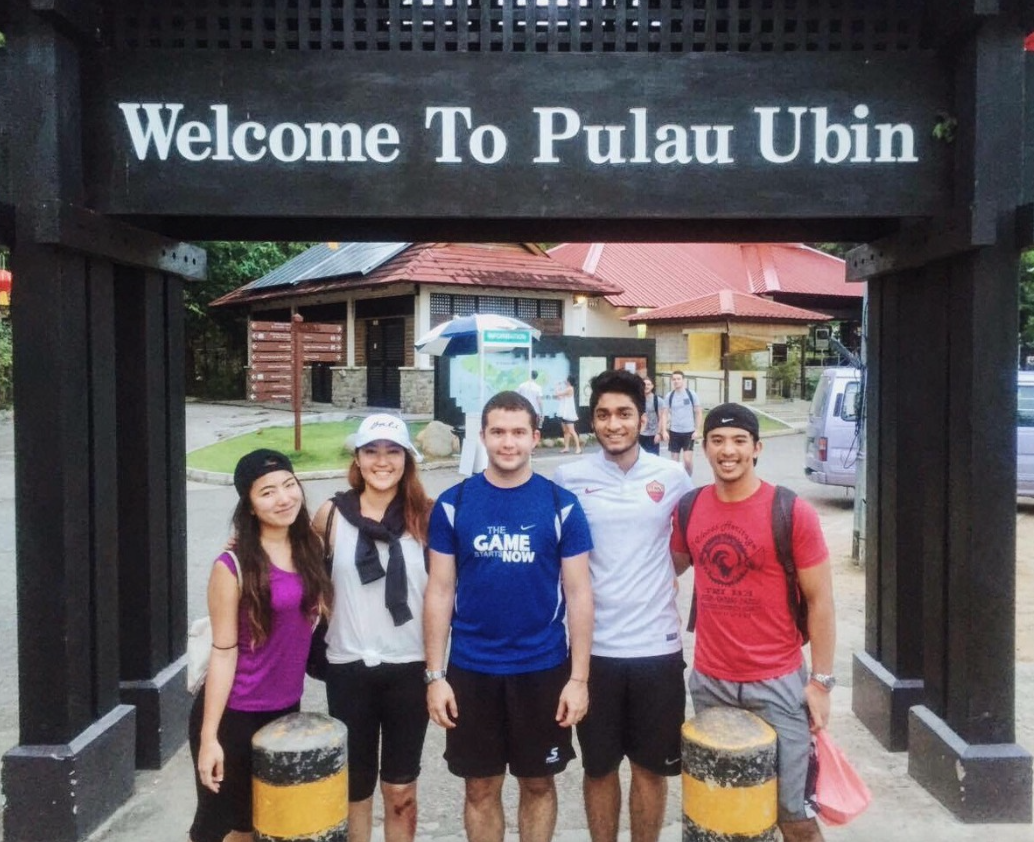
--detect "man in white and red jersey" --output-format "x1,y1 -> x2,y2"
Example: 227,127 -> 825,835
670,402 -> 836,842
554,369 -> 692,842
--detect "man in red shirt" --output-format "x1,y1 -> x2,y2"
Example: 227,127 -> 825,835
671,403 -> 836,842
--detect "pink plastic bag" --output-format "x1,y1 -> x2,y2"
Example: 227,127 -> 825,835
814,729 -> 872,826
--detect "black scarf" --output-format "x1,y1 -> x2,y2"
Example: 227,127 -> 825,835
333,490 -> 413,627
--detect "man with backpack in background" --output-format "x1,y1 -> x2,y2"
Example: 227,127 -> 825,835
424,390 -> 595,842
661,370 -> 703,475
670,402 -> 836,842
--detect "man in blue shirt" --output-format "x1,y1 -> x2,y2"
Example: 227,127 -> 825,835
424,390 -> 594,842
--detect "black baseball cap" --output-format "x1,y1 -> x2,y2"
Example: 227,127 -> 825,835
233,449 -> 296,497
702,403 -> 760,440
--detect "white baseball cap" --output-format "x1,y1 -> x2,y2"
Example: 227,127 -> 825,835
353,414 -> 423,462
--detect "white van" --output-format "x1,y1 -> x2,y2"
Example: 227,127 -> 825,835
804,367 -> 863,488
1019,371 -> 1034,498
805,367 -> 1034,496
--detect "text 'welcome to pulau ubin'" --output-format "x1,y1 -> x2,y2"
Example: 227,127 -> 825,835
118,104 -> 921,167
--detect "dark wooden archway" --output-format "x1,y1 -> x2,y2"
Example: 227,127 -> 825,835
1,2 -> 1032,838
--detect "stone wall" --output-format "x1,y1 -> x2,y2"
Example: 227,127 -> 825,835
331,367 -> 366,409
650,325 -> 689,363
400,367 -> 434,415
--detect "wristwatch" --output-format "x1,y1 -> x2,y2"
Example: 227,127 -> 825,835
423,669 -> 446,685
810,672 -> 836,692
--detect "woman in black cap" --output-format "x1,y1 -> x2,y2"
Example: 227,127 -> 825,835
189,448 -> 333,842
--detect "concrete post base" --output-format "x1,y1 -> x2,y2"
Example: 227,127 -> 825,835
852,651 -> 925,751
908,705 -> 1033,823
120,655 -> 192,770
2,704 -> 137,842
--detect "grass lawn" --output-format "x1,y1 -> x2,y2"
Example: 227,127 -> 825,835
755,412 -> 791,435
187,420 -> 430,474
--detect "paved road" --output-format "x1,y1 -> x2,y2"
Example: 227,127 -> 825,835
1,405 -> 1033,841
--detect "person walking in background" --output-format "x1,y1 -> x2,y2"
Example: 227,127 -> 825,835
314,415 -> 435,842
671,403 -> 836,842
424,391 -> 594,842
555,375 -> 581,454
517,370 -> 545,428
553,371 -> 692,842
190,449 -> 333,842
662,370 -> 703,476
639,376 -> 664,456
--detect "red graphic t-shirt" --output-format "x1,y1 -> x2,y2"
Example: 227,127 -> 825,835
670,482 -> 828,682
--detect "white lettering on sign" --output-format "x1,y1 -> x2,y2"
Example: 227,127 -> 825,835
532,107 -> 734,165
116,102 -> 920,168
118,103 -> 400,164
754,105 -> 917,164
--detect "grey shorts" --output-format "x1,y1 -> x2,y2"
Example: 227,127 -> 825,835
687,665 -> 817,823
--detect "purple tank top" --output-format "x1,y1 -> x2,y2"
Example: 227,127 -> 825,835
218,552 -> 312,712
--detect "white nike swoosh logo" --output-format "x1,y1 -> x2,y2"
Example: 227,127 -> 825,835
521,524 -> 535,530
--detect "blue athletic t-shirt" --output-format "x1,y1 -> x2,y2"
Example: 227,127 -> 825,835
428,472 -> 593,675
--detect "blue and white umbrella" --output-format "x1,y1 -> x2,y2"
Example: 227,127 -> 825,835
414,314 -> 541,358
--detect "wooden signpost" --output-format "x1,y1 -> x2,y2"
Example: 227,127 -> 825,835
249,317 -> 344,451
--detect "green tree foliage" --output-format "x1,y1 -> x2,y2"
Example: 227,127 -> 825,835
1021,249 -> 1034,349
0,319 -> 11,409
186,241 -> 311,398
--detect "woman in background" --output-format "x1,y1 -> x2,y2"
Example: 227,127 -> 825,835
555,375 -> 582,454
639,376 -> 663,455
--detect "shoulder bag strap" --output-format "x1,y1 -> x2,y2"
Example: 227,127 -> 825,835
321,499 -> 336,575
225,550 -> 244,591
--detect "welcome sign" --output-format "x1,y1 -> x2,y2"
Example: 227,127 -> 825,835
86,52 -> 952,220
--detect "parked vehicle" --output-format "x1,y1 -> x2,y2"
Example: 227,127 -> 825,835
806,367 -> 1034,496
804,367 -> 862,488
1019,371 -> 1034,497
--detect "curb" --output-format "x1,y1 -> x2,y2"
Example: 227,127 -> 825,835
186,446 -> 592,487
186,429 -> 805,487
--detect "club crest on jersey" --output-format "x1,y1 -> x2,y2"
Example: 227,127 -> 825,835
646,480 -> 664,502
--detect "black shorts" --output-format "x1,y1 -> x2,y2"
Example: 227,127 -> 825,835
639,434 -> 660,456
445,661 -> 575,779
188,689 -> 299,842
576,653 -> 686,778
326,660 -> 429,801
668,431 -> 696,453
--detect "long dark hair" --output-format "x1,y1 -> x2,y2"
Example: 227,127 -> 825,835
232,485 -> 332,648
348,449 -> 433,542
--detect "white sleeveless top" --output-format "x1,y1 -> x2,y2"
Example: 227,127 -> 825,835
325,513 -> 428,667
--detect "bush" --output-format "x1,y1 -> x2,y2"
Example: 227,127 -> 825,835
0,319 -> 11,409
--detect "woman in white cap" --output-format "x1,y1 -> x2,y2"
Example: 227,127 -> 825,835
190,449 -> 333,842
314,415 -> 434,842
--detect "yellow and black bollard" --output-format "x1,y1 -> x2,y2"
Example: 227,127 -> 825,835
682,707 -> 778,842
252,711 -> 349,842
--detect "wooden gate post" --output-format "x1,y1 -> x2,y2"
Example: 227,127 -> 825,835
849,10 -> 1034,823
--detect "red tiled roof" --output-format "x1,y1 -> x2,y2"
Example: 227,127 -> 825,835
548,242 -> 856,309
211,242 -> 622,307
624,290 -> 831,323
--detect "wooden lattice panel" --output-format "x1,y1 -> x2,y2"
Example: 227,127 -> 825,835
105,0 -> 928,53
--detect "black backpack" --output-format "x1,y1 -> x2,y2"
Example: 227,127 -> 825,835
675,484 -> 809,643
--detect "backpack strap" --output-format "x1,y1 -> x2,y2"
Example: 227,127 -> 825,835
771,485 -> 808,643
675,487 -> 703,631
